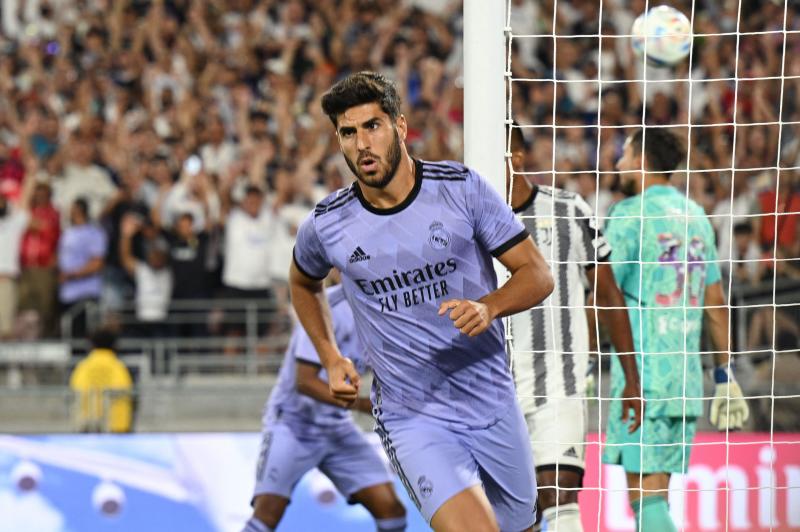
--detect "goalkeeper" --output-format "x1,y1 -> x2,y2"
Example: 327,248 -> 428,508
604,128 -> 749,532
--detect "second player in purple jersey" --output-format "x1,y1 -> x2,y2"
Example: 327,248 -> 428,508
264,284 -> 366,437
243,284 -> 408,532
290,72 -> 554,531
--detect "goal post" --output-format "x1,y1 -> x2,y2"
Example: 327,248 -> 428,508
463,0 -> 506,196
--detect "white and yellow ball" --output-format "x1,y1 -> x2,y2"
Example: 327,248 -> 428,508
631,5 -> 692,67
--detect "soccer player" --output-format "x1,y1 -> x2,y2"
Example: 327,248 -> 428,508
604,128 -> 750,532
243,280 -> 407,532
506,127 -> 642,532
291,72 -> 554,532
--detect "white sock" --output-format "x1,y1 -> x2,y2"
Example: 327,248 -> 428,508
376,515 -> 407,531
542,502 -> 583,532
242,517 -> 272,532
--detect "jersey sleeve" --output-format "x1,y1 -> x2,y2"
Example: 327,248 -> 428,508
605,201 -> 640,286
293,212 -> 332,280
572,194 -> 611,269
466,169 -> 528,257
293,325 -> 322,366
703,217 -> 722,286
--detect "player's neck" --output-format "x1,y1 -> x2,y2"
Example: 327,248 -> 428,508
509,177 -> 535,211
640,173 -> 670,193
357,152 -> 416,209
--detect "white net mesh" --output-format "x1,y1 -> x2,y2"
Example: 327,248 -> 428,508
503,1 -> 800,530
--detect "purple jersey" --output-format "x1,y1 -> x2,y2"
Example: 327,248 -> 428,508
263,285 -> 366,438
293,159 -> 529,428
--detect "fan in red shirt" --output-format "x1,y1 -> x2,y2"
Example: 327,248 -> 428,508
758,185 -> 800,254
19,182 -> 61,337
0,145 -> 25,203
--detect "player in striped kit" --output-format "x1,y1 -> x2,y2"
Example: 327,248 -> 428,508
604,129 -> 749,532
506,127 -> 642,532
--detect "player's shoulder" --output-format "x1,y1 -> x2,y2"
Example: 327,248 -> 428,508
312,184 -> 358,219
419,159 -> 470,182
683,195 -> 708,216
535,185 -> 587,207
607,195 -> 640,218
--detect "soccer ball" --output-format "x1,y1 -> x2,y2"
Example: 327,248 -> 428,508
631,5 -> 692,67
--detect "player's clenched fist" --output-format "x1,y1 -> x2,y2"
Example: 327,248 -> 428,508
439,299 -> 494,337
326,356 -> 361,405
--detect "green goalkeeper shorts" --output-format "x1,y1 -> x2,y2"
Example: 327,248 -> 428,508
602,402 -> 697,474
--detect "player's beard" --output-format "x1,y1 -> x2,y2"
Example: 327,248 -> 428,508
344,128 -> 403,190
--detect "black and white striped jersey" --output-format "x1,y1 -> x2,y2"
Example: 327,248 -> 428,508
509,185 -> 611,410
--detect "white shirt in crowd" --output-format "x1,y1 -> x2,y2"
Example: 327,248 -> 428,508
0,207 -> 29,277
199,142 -> 238,177
161,182 -> 221,232
134,263 -> 173,322
53,163 -> 117,224
223,207 -> 275,290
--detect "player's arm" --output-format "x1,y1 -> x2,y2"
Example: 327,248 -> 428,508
439,237 -> 554,337
295,361 -> 371,412
589,263 -> 642,432
705,281 -> 749,430
289,262 -> 360,404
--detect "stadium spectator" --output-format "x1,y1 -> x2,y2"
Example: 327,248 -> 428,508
19,182 -> 60,337
119,213 -> 173,339
0,144 -> 25,203
69,327 -> 133,433
0,185 -> 30,339
101,164 -> 154,313
727,223 -> 766,286
168,211 -> 213,338
168,212 -> 212,301
58,198 -> 107,339
221,183 -> 275,300
52,134 -> 117,224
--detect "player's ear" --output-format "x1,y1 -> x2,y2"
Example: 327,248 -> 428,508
395,114 -> 408,141
511,147 -> 525,169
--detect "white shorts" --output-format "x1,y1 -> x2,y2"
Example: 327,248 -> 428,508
523,396 -> 587,473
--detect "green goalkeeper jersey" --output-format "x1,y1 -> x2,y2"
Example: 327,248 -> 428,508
605,185 -> 721,418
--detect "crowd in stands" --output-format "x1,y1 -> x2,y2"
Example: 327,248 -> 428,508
0,0 -> 464,341
0,0 -> 796,354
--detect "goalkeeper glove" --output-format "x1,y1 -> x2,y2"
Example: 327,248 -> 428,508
709,366 -> 749,431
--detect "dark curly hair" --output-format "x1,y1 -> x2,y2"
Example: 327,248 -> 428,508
321,71 -> 402,126
629,128 -> 686,174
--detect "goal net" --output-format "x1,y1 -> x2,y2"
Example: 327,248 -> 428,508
499,1 -> 800,531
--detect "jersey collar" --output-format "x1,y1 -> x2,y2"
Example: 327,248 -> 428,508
512,184 -> 538,214
353,158 -> 423,216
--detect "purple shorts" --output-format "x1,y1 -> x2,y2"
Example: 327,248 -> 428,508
252,420 -> 393,501
374,402 -> 537,530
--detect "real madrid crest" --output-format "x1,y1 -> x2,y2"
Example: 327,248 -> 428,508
428,220 -> 451,249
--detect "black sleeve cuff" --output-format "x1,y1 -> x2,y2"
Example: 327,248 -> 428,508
490,229 -> 530,258
292,247 -> 328,281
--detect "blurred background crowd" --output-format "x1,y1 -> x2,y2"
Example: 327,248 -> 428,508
0,0 -> 465,345
0,0 -> 796,365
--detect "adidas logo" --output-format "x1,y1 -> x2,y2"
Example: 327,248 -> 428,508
348,246 -> 371,263
563,447 -> 579,458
